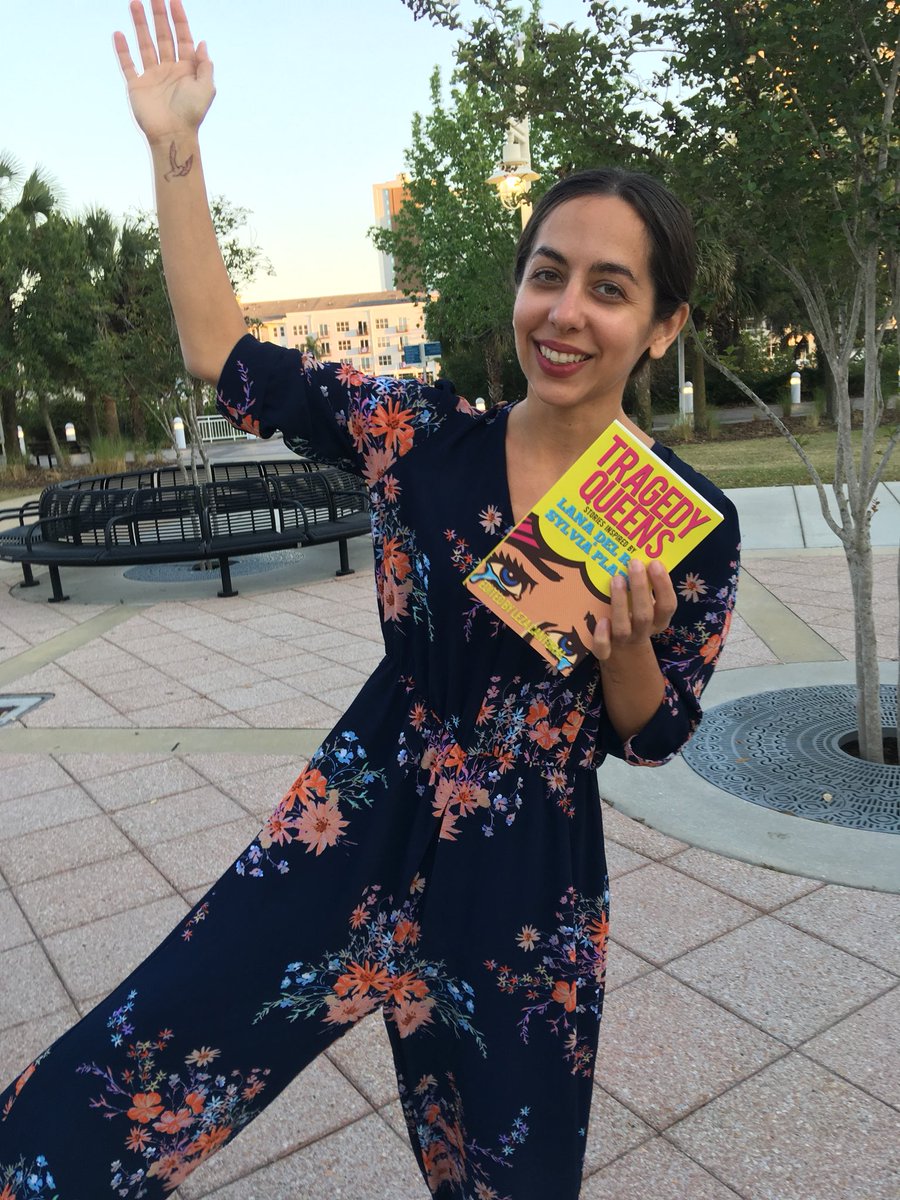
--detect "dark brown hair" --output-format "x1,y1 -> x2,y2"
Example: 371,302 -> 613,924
514,168 -> 696,362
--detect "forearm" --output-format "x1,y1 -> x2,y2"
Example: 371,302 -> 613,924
597,638 -> 666,743
150,133 -> 246,382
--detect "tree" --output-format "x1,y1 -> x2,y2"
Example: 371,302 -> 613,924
649,0 -> 899,761
0,154 -> 57,463
386,0 -> 655,405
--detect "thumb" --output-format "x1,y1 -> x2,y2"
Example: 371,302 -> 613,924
196,40 -> 214,83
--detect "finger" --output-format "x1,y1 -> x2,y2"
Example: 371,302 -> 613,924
130,0 -> 160,71
591,616 -> 611,662
150,0 -> 177,62
196,40 -> 214,86
170,0 -> 197,62
626,559 -> 654,636
113,30 -> 138,82
608,572 -> 632,641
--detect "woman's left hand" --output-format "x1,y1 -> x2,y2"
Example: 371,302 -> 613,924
591,558 -> 677,662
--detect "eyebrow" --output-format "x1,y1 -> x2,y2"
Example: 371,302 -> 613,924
531,245 -> 638,285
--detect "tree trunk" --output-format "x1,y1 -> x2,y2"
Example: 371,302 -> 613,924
483,334 -> 504,408
102,394 -> 121,440
39,395 -> 67,468
0,388 -> 22,464
83,392 -> 102,443
821,354 -> 839,422
848,535 -> 884,763
130,389 -> 147,442
633,367 -> 652,432
690,332 -> 709,435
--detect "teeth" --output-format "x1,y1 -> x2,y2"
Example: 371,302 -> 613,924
539,344 -> 589,364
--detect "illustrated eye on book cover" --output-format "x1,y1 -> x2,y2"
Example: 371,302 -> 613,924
465,420 -> 723,676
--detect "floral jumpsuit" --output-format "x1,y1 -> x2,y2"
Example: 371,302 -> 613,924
0,335 -> 740,1200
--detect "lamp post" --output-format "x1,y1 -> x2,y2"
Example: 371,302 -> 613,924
486,40 -> 539,228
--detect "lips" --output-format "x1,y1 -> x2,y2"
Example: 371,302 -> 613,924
536,341 -> 591,365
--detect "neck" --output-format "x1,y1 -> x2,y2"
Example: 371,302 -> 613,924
510,394 -> 631,466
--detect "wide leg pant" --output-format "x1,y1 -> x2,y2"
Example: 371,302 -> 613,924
0,708 -> 610,1200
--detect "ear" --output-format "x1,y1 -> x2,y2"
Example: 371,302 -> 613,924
648,302 -> 690,361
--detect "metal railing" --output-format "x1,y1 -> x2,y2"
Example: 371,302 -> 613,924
196,415 -> 251,442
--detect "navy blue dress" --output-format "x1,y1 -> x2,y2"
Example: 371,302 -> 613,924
0,335 -> 740,1200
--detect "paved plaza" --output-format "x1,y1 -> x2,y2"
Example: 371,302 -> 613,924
0,478 -> 898,1198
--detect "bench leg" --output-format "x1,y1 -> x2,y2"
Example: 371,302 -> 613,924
217,556 -> 239,598
19,563 -> 39,589
335,538 -> 354,577
47,564 -> 69,603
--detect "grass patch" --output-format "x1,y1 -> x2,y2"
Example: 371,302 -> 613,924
667,425 -> 899,489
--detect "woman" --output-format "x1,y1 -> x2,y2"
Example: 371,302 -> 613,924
0,3 -> 740,1197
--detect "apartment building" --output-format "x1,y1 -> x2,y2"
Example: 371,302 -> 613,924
240,289 -> 433,381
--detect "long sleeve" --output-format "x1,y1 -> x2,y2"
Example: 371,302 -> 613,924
215,334 -> 471,478
598,488 -> 741,767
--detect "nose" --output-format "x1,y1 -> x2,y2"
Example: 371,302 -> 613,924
548,280 -> 585,331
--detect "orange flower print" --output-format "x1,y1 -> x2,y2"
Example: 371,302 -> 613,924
476,701 -> 496,726
362,445 -> 396,487
528,721 -> 561,750
587,914 -> 609,948
382,536 -> 412,581
381,575 -> 412,622
561,710 -> 584,742
350,903 -> 370,929
336,362 -> 365,387
184,1090 -> 206,1115
526,699 -> 550,725
393,918 -> 421,945
410,702 -> 428,730
288,766 -> 328,806
152,1107 -> 195,1136
391,997 -> 436,1038
191,1124 -> 233,1159
259,810 -> 292,848
242,1078 -> 266,1100
347,409 -> 368,451
127,1091 -> 164,1124
294,797 -> 349,855
552,980 -> 578,1012
184,1046 -> 220,1067
323,992 -> 378,1025
0,1185 -> 15,1200
334,959 -> 392,997
382,473 -> 401,502
125,1125 -> 152,1152
699,632 -> 722,664
369,398 -> 415,454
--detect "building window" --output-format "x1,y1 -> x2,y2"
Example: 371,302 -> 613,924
397,318 -> 408,332
319,341 -> 330,356
338,339 -> 352,352
357,321 -> 369,335
375,317 -> 389,330
292,324 -> 298,336
336,320 -> 349,333
359,338 -> 370,352
280,326 -> 285,337
318,323 -> 329,336
361,357 -> 372,370
377,354 -> 392,367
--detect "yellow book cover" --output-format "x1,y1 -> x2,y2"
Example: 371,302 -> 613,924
465,420 -> 723,675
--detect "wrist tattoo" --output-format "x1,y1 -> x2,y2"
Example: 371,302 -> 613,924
164,141 -> 194,181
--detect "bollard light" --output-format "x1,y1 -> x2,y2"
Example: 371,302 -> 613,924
681,381 -> 694,415
791,371 -> 801,406
474,397 -> 486,413
65,422 -> 76,443
16,425 -> 26,455
173,416 -> 187,450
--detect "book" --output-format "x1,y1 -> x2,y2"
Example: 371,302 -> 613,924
465,419 -> 723,676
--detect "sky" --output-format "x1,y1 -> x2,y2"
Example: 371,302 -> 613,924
2,0 -> 611,303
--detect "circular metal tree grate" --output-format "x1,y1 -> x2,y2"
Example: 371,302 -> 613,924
682,685 -> 899,833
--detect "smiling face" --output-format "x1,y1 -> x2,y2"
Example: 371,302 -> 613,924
513,194 -> 686,423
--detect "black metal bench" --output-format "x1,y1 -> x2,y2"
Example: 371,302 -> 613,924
0,462 -> 371,601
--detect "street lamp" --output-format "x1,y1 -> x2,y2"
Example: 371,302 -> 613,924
487,116 -> 540,228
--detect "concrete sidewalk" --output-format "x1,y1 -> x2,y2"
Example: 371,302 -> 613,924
0,482 -> 897,1199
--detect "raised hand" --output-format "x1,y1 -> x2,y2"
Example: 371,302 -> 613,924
590,558 -> 677,662
114,0 -> 215,146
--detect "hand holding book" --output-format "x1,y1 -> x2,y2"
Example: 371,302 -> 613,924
590,557 -> 677,662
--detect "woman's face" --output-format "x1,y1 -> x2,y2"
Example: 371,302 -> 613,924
513,193 -> 684,420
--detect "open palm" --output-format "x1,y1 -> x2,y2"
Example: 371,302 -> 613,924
114,0 -> 214,144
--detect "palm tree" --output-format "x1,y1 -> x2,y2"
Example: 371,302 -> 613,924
0,153 -> 58,463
